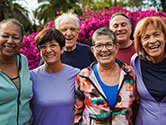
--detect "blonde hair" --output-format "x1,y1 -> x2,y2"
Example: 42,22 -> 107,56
134,16 -> 166,59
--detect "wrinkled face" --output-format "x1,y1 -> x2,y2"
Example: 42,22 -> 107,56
141,24 -> 166,62
59,19 -> 79,51
39,40 -> 64,65
110,15 -> 131,45
0,22 -> 22,57
91,35 -> 119,66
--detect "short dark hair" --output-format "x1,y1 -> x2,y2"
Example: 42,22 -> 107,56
110,13 -> 131,25
0,18 -> 24,42
35,28 -> 65,49
92,27 -> 117,45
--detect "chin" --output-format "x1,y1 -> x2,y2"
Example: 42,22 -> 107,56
99,61 -> 112,65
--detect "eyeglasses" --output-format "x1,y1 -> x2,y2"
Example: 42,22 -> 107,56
59,27 -> 78,33
94,43 -> 114,51
38,43 -> 59,51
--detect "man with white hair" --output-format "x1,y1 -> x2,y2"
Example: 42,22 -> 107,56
55,13 -> 94,69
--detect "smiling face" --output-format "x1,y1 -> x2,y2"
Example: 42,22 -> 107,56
59,19 -> 79,51
40,40 -> 64,65
141,24 -> 166,63
109,15 -> 131,47
91,35 -> 119,66
0,22 -> 22,58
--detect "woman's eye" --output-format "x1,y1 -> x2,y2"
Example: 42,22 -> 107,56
1,35 -> 8,38
13,36 -> 20,40
50,44 -> 57,47
154,33 -> 160,37
40,45 -> 46,49
142,36 -> 149,40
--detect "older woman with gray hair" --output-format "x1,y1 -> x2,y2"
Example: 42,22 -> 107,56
74,27 -> 138,125
0,18 -> 32,125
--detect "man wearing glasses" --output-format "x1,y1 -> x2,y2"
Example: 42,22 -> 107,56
55,13 -> 94,69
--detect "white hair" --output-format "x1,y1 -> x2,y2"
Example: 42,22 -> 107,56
55,13 -> 80,29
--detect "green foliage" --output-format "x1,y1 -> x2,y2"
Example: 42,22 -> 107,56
0,0 -> 32,33
80,0 -> 128,13
126,0 -> 143,10
36,0 -> 80,25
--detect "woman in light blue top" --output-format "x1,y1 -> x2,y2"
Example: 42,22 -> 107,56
30,28 -> 80,125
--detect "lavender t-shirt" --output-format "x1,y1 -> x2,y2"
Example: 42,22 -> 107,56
30,64 -> 80,125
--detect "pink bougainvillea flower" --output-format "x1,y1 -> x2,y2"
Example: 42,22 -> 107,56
20,7 -> 166,70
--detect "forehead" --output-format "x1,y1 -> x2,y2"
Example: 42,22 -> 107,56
44,40 -> 58,44
0,22 -> 21,34
110,15 -> 129,25
95,35 -> 113,43
142,23 -> 161,35
59,19 -> 77,28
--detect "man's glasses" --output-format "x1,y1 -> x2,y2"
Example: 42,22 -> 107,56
38,43 -> 59,51
59,27 -> 78,33
94,43 -> 114,51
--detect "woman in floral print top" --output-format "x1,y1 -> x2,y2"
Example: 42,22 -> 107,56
74,27 -> 138,125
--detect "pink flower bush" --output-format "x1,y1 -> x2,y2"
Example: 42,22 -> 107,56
20,7 -> 166,70
19,32 -> 40,70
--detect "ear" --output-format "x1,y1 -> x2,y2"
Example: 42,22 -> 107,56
40,51 -> 43,58
115,43 -> 120,54
116,43 -> 119,50
40,51 -> 46,63
91,46 -> 95,54
61,46 -> 65,54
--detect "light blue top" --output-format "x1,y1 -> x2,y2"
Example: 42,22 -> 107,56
30,64 -> 80,125
93,64 -> 119,109
0,54 -> 33,125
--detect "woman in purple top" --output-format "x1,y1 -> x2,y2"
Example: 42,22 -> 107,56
30,28 -> 80,125
131,16 -> 166,125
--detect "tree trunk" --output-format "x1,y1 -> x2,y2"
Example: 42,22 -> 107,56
114,0 -> 117,6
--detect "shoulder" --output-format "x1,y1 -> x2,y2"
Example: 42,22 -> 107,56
121,63 -> 136,77
17,54 -> 29,70
79,66 -> 92,78
64,64 -> 80,74
18,54 -> 28,62
30,66 -> 43,78
76,43 -> 91,49
130,53 -> 140,67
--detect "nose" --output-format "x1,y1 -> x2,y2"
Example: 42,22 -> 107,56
7,36 -> 14,43
66,29 -> 72,35
117,25 -> 123,31
45,46 -> 52,52
101,45 -> 108,51
148,36 -> 156,43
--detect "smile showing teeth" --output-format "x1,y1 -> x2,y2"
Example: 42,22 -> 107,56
66,38 -> 73,40
149,45 -> 159,49
117,32 -> 126,35
4,45 -> 15,50
100,54 -> 110,57
46,55 -> 54,58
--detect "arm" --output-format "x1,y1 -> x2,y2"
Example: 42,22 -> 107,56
74,74 -> 85,125
132,72 -> 140,122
